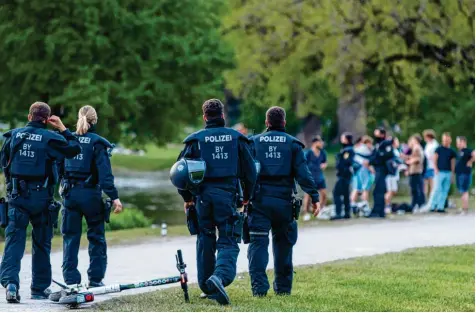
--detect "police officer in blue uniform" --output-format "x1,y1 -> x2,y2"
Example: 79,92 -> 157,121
0,102 -> 81,302
331,132 -> 358,220
176,99 -> 257,305
60,106 -> 123,288
249,106 -> 320,297
368,127 -> 394,218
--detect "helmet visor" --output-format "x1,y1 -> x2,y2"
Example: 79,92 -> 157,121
186,160 -> 206,184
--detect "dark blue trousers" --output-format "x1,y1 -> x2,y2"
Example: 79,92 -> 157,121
0,187 -> 54,293
62,186 -> 106,285
247,192 -> 297,296
371,169 -> 387,217
196,185 -> 240,294
333,178 -> 351,217
409,174 -> 426,208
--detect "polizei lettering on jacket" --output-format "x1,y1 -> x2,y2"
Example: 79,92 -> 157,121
204,135 -> 232,143
15,132 -> 43,142
259,135 -> 286,143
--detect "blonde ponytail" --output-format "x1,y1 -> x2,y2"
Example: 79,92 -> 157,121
76,105 -> 98,135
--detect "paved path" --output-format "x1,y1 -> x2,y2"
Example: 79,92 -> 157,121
1,214 -> 474,311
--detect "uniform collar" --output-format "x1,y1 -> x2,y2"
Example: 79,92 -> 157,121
266,126 -> 286,133
88,124 -> 97,133
26,121 -> 47,129
205,118 -> 225,129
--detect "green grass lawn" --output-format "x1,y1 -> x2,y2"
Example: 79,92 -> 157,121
93,245 -> 475,312
111,144 -> 182,172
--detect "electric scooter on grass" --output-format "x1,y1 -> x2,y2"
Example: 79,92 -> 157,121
50,249 -> 189,308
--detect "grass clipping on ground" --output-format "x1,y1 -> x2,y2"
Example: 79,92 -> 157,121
94,245 -> 475,312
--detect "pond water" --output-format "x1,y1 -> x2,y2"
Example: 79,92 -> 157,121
117,169 -> 411,226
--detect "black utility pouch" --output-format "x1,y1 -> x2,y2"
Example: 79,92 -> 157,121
242,203 -> 253,244
292,197 -> 302,220
232,212 -> 245,244
0,197 -> 8,228
48,201 -> 62,228
186,204 -> 199,235
104,198 -> 113,223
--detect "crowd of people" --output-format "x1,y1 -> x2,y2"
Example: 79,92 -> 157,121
301,129 -> 475,221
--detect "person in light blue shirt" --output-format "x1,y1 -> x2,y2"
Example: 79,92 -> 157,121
350,136 -> 374,216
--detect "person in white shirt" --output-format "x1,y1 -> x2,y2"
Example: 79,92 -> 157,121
422,129 -> 439,204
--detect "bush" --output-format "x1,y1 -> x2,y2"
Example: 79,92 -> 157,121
0,207 -> 152,240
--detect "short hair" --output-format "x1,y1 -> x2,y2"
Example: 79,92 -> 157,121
354,136 -> 363,144
442,132 -> 451,138
376,127 -> 386,137
409,134 -> 421,145
411,134 -> 422,144
29,102 -> 51,122
342,132 -> 353,144
312,135 -> 323,143
266,106 -> 286,128
202,99 -> 224,118
457,136 -> 467,142
423,129 -> 436,139
362,135 -> 373,144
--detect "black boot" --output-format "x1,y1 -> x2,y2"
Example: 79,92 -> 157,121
89,281 -> 105,288
31,287 -> 52,300
206,275 -> 230,305
6,284 -> 20,303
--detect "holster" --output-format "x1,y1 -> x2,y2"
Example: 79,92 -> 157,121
292,197 -> 302,220
186,204 -> 199,235
0,197 -> 8,228
227,212 -> 245,244
242,203 -> 252,244
48,200 -> 62,228
104,198 -> 113,223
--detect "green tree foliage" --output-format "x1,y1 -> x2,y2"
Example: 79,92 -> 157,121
223,0 -> 474,138
0,0 -> 233,144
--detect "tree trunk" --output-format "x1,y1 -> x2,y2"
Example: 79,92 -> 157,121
337,73 -> 367,141
297,114 -> 321,148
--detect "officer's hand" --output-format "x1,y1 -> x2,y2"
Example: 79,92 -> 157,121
243,200 -> 249,206
184,201 -> 194,213
113,199 -> 123,214
312,202 -> 321,217
48,115 -> 67,132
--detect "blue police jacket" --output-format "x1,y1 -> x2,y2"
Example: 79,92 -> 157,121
177,118 -> 257,202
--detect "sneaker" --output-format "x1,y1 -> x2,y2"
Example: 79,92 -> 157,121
88,281 -> 105,288
206,275 -> 230,305
31,288 -> 51,300
6,284 -> 20,303
303,213 -> 311,222
199,292 -> 208,299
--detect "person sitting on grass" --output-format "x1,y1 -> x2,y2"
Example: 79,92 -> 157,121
455,136 -> 474,215
302,135 -> 327,221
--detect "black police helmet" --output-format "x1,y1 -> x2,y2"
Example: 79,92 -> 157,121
170,159 -> 206,190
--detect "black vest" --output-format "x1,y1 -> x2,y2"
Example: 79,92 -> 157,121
64,132 -> 112,175
336,146 -> 355,178
9,126 -> 66,178
184,127 -> 243,178
253,131 -> 302,178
